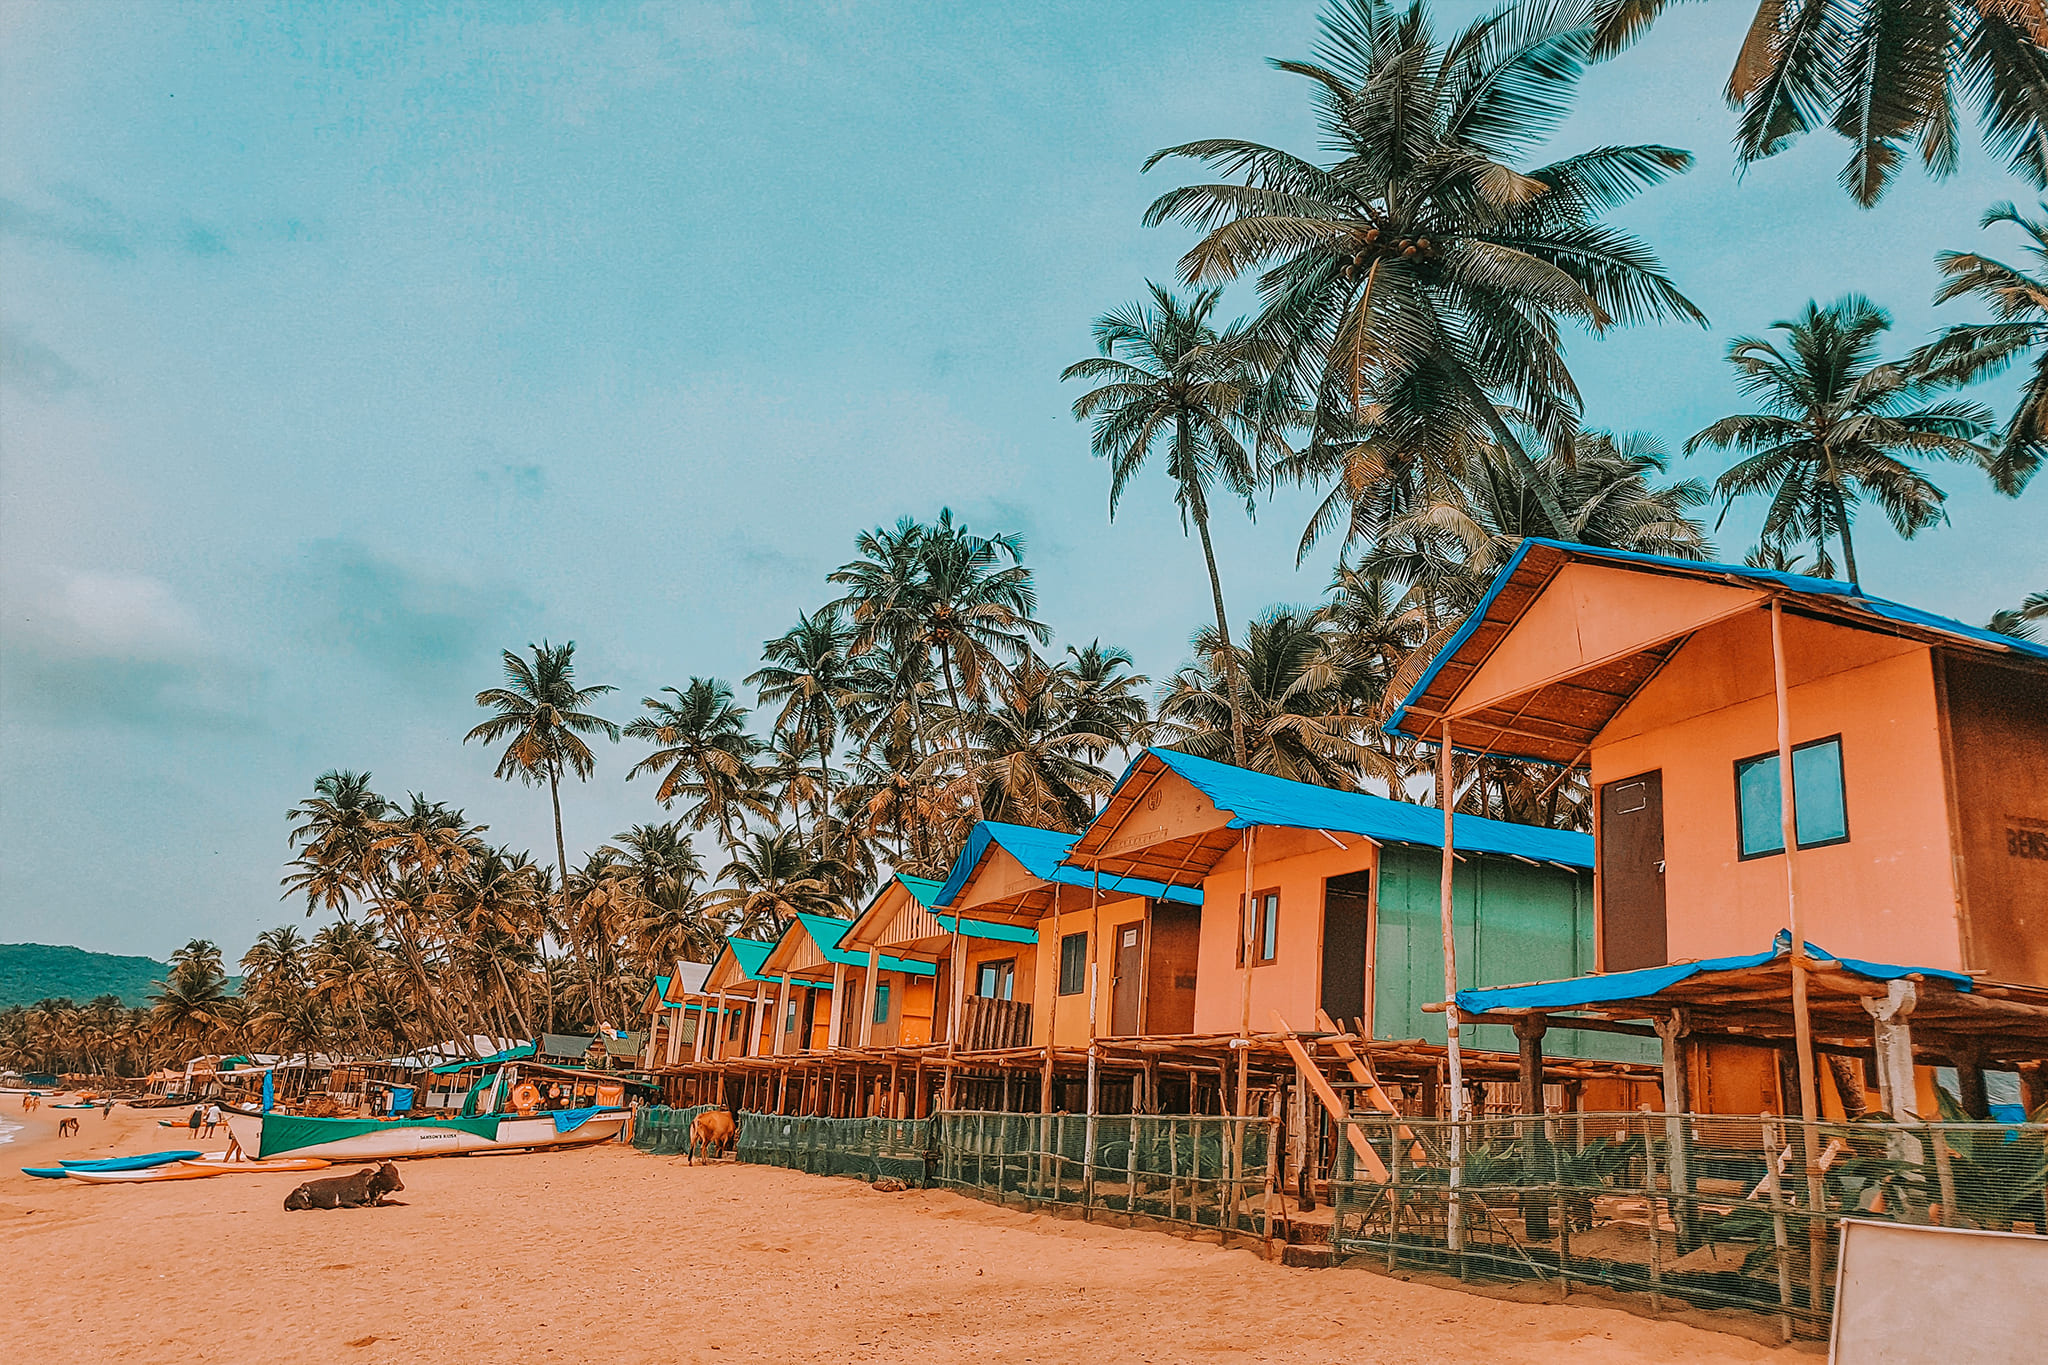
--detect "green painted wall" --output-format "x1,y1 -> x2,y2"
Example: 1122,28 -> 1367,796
1372,846 -> 1657,1065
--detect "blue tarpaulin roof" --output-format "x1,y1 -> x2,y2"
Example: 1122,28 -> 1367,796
1457,930 -> 1974,1016
935,820 -> 1206,908
1129,747 -> 1594,869
791,913 -> 937,977
429,1042 -> 534,1075
935,913 -> 1039,944
1389,538 -> 2048,744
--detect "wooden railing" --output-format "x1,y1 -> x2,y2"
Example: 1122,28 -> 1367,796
957,995 -> 1032,1050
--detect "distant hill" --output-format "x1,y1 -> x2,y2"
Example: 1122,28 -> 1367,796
0,943 -> 174,1009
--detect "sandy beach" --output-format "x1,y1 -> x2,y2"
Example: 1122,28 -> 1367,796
2,1100 -> 1806,1365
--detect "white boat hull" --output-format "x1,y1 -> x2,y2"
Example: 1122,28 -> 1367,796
224,1110 -> 627,1162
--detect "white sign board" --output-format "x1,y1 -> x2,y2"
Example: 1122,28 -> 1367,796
1830,1219 -> 2048,1364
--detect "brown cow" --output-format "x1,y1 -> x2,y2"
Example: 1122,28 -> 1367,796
688,1107 -> 736,1165
283,1161 -> 405,1210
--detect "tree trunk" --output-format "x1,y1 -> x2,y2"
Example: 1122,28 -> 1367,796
1190,497 -> 1251,768
493,959 -> 532,1039
550,769 -> 611,1030
1831,482 -> 1859,587
939,640 -> 987,823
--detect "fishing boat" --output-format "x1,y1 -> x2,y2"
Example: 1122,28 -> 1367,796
220,1060 -> 639,1162
67,1164 -> 223,1184
59,1150 -> 200,1171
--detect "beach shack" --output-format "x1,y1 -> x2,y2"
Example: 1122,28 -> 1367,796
830,873 -> 949,1048
643,960 -> 713,1068
696,937 -> 779,1060
757,913 -> 937,1056
1386,539 -> 2048,1118
930,820 -> 1206,1049
1063,748 -> 1653,1091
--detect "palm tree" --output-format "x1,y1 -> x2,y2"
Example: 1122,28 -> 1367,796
951,653 -> 1118,832
701,829 -> 839,940
467,641 -> 619,1025
1158,607 -> 1379,789
608,821 -> 719,969
1589,1 -> 2048,206
1146,0 -> 1703,540
748,610 -> 856,843
1688,295 -> 1993,585
1057,642 -> 1153,770
624,678 -> 767,851
282,770 -> 393,919
1063,284 -> 1267,766
1915,201 -> 2048,495
151,940 -> 232,1055
1991,588 -> 2048,638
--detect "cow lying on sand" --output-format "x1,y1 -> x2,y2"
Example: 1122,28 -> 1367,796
283,1161 -> 404,1210
688,1107 -> 737,1165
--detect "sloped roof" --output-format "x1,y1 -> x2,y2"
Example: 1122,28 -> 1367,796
1089,747 -> 1591,870
1388,538 -> 2048,764
791,913 -> 937,977
934,820 -> 1205,908
896,873 -> 945,907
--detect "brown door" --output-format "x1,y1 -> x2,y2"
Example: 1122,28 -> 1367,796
1110,921 -> 1144,1036
1320,871 -> 1371,1029
1143,901 -> 1201,1035
1600,771 -> 1667,971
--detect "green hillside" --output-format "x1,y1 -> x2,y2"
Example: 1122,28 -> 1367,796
0,943 -> 173,1009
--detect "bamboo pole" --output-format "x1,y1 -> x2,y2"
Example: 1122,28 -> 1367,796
862,948 -> 881,1049
1770,599 -> 1827,1312
1439,720 -> 1466,1256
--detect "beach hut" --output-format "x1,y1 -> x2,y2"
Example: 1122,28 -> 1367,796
756,914 -> 938,1056
930,821 -> 1204,1050
642,960 -> 714,1068
695,937 -> 778,1061
1384,538 -> 2048,1119
1063,748 -> 1634,1070
831,873 -> 950,1048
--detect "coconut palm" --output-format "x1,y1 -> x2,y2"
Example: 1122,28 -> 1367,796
748,609 -> 856,840
624,678 -> 768,851
1589,1 -> 2048,206
701,829 -> 840,940
1158,607 -> 1380,789
1915,201 -> 2048,495
281,770 -> 393,920
950,653 -> 1118,833
1063,284 -> 1267,766
1991,588 -> 2048,638
1688,295 -> 1993,586
467,641 -> 619,1025
150,940 -> 232,1054
1057,642 -> 1154,769
1145,0 -> 1703,540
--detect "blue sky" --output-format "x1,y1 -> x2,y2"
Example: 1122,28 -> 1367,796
2,2 -> 2041,959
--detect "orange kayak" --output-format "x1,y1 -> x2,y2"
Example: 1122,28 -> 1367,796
181,1156 -> 331,1173
66,1165 -> 224,1183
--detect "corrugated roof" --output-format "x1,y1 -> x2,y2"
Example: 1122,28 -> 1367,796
792,913 -> 938,977
935,820 -> 1206,908
1388,538 -> 2048,761
1129,747 -> 1593,868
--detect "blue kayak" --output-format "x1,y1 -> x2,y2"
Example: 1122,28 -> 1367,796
57,1150 -> 201,1172
22,1167 -> 72,1178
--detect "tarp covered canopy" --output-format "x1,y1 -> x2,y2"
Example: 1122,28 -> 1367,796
934,913 -> 1038,944
428,1042 -> 535,1076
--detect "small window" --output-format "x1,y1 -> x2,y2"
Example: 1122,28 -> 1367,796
976,958 -> 1015,1001
784,1001 -> 798,1033
873,981 -> 891,1024
726,1006 -> 743,1041
1736,736 -> 1849,858
1058,932 -> 1088,996
1238,891 -> 1279,965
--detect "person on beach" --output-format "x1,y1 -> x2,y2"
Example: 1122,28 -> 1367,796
188,1106 -> 204,1137
102,1098 -> 112,1119
203,1102 -> 223,1137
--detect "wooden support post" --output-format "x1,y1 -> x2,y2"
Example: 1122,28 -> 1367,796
1653,1010 -> 1693,1248
1438,719 -> 1466,1256
1516,1013 -> 1552,1241
862,949 -> 880,1049
828,963 -> 846,1051
1770,599 -> 1827,1314
1951,1042 -> 1990,1121
1271,1017 -> 1388,1180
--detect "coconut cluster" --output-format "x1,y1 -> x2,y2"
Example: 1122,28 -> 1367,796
1339,227 -> 1444,278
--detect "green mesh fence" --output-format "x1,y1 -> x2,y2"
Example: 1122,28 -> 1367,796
631,1104 -> 716,1154
736,1112 -> 932,1185
1325,1111 -> 2048,1339
931,1110 -> 1273,1235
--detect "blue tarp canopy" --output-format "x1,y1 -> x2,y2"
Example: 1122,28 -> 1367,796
1458,930 -> 1974,1017
1126,747 -> 1594,869
935,913 -> 1038,944
429,1042 -> 534,1075
935,820 -> 1206,908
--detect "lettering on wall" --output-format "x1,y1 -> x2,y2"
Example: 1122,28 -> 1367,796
2008,819 -> 2048,862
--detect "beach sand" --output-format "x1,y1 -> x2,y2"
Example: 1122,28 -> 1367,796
5,1101 -> 1805,1364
